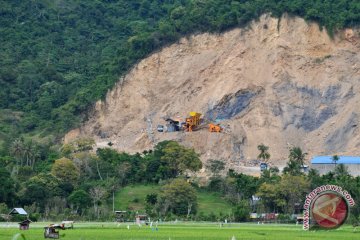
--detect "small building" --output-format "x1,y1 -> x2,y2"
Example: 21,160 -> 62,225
19,219 -> 32,230
311,156 -> 360,176
9,208 -> 28,216
165,119 -> 181,132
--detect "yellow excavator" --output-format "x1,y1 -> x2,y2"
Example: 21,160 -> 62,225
184,112 -> 202,132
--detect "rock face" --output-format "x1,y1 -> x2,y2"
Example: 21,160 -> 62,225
74,15 -> 360,173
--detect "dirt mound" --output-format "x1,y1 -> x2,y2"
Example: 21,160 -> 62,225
70,14 -> 360,173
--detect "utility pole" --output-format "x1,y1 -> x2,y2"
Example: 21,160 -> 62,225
112,190 -> 115,213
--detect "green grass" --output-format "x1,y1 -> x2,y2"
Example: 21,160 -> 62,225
115,185 -> 161,211
1,222 -> 360,240
197,191 -> 232,216
114,185 -> 233,215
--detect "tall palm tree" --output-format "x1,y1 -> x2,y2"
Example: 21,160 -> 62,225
10,138 -> 24,166
332,155 -> 339,169
289,147 -> 307,168
22,140 -> 36,167
31,148 -> 40,169
258,144 -> 270,163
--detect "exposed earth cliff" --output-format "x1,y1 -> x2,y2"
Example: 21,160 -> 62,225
67,15 -> 360,174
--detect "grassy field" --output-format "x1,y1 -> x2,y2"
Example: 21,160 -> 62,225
1,222 -> 360,240
197,191 -> 232,216
115,185 -> 161,211
114,185 -> 233,215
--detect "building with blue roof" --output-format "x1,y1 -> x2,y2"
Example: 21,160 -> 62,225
311,156 -> 360,175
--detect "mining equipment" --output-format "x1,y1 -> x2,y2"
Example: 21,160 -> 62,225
208,123 -> 222,132
184,112 -> 202,132
158,112 -> 223,133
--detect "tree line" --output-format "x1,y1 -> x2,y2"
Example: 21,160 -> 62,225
0,139 -> 202,220
1,138 -> 360,223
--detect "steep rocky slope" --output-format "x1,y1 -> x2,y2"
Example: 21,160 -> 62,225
67,15 -> 360,173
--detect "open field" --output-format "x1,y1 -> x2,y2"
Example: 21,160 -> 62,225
1,222 -> 360,240
197,191 -> 233,216
115,185 -> 161,211
114,185 -> 233,215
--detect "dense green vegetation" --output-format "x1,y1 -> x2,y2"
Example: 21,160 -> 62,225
0,139 -> 205,220
2,139 -> 360,224
0,0 -> 359,141
1,223 -> 360,240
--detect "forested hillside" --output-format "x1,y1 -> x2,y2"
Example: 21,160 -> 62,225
1,0 -> 359,140
0,0 -> 360,222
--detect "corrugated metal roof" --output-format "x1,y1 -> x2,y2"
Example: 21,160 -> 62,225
311,156 -> 360,164
9,208 -> 28,215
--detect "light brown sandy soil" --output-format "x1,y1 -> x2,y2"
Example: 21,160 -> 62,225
66,15 -> 360,174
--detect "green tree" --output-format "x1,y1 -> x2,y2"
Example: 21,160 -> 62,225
22,173 -> 64,208
17,166 -> 33,182
257,175 -> 309,214
157,141 -> 202,178
278,175 -> 310,214
22,139 -> 40,168
159,178 -> 197,217
60,143 -> 75,158
307,169 -> 323,189
206,159 -> 225,177
10,138 -> 40,169
289,146 -> 307,168
0,203 -> 8,215
334,163 -> 350,179
257,182 -> 280,212
233,200 -> 251,222
283,146 -> 307,175
89,186 -> 107,219
68,189 -> 91,214
260,167 -> 280,184
23,181 -> 48,209
145,193 -> 158,205
257,144 -> 270,163
283,159 -> 302,176
64,138 -> 95,154
332,155 -> 339,169
10,138 -> 24,166
72,152 -> 100,180
234,173 -> 259,201
0,167 -> 15,205
51,157 -> 80,185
